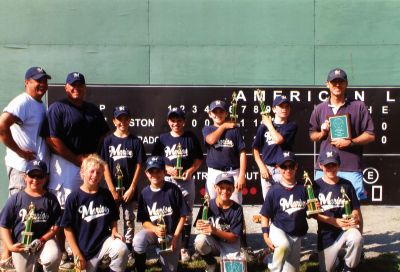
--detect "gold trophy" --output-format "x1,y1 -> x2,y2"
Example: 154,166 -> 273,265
115,163 -> 125,201
157,213 -> 171,253
341,186 -> 359,230
255,89 -> 269,116
173,143 -> 184,180
22,202 -> 35,246
230,91 -> 239,124
303,171 -> 323,215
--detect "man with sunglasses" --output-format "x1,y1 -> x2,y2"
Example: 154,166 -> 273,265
309,68 -> 375,201
260,151 -> 308,272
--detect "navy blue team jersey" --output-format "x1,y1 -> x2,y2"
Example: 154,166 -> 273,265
41,99 -> 109,155
202,126 -> 245,169
260,182 -> 308,237
252,121 -> 297,166
152,131 -> 203,171
60,187 -> 119,260
314,177 -> 360,250
194,198 -> 243,240
101,133 -> 146,199
137,182 -> 190,235
0,191 -> 61,243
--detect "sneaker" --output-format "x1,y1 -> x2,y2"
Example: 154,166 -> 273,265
180,248 -> 191,262
59,252 -> 74,270
0,257 -> 15,271
205,263 -> 216,272
127,253 -> 135,268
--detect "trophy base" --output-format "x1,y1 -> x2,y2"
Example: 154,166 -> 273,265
342,214 -> 352,220
156,247 -> 173,254
306,209 -> 324,216
342,225 -> 360,231
172,176 -> 185,180
260,111 -> 269,116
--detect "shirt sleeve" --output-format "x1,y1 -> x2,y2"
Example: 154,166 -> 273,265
3,95 -> 28,125
151,137 -> 164,156
282,121 -> 298,146
229,205 -> 244,237
0,196 -> 17,229
309,105 -> 321,133
136,192 -> 150,223
190,132 -> 204,160
359,103 -> 375,135
252,125 -> 265,149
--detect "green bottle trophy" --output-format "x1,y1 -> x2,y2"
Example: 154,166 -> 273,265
173,143 -> 184,180
115,163 -> 125,201
195,193 -> 211,235
230,91 -> 239,124
255,89 -> 269,116
303,171 -> 323,215
157,213 -> 171,252
22,202 -> 35,246
341,186 -> 359,230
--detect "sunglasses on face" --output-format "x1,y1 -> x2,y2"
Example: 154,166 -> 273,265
28,173 -> 45,179
279,163 -> 296,170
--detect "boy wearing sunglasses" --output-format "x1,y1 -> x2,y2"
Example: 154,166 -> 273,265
260,151 -> 308,272
0,160 -> 62,271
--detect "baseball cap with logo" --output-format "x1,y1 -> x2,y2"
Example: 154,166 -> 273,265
25,67 -> 51,80
327,68 -> 347,82
25,160 -> 47,174
319,150 -> 341,166
113,105 -> 131,118
273,95 -> 290,107
209,100 -> 227,112
66,72 -> 86,85
167,107 -> 185,119
145,156 -> 165,171
277,151 -> 296,166
215,172 -> 235,186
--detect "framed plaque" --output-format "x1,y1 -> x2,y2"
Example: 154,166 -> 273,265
221,258 -> 247,272
329,114 -> 351,140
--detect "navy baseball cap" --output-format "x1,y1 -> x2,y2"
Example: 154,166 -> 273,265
327,68 -> 347,82
26,160 -> 47,174
319,150 -> 341,166
25,67 -> 51,80
66,72 -> 86,85
277,151 -> 296,166
215,172 -> 235,186
273,95 -> 290,107
145,156 -> 165,171
113,105 -> 131,118
209,100 -> 227,112
167,107 -> 185,119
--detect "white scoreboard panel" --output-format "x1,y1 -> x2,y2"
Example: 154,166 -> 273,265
48,85 -> 400,205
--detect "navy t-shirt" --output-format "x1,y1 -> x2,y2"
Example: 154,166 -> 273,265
194,199 -> 243,240
100,133 -> 146,199
60,187 -> 119,260
152,131 -> 203,171
252,120 -> 297,166
0,191 -> 61,243
137,182 -> 189,235
260,182 -> 308,237
314,177 -> 360,250
41,99 -> 110,155
202,126 -> 245,169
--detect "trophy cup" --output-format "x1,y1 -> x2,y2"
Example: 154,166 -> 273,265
157,213 -> 171,253
255,89 -> 269,116
173,143 -> 184,180
115,163 -> 125,201
303,171 -> 323,215
22,202 -> 35,246
230,91 -> 239,124
341,186 -> 359,230
195,193 -> 211,235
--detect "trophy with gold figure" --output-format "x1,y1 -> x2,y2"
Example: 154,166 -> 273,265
255,89 -> 269,116
173,143 -> 184,180
157,213 -> 171,253
196,193 -> 211,235
303,171 -> 323,215
230,91 -> 239,124
341,186 -> 359,230
115,163 -> 125,201
22,202 -> 35,246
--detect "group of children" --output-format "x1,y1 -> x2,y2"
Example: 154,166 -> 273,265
0,95 -> 363,272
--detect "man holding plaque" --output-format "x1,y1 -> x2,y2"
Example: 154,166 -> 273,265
309,68 -> 375,200
312,150 -> 363,272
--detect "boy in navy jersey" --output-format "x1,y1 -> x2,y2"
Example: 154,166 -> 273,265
253,96 -> 298,199
202,100 -> 246,204
194,173 -> 244,272
132,156 -> 189,272
152,107 -> 203,262
260,151 -> 308,272
0,160 -> 62,272
60,154 -> 129,272
313,150 -> 363,272
101,105 -> 146,256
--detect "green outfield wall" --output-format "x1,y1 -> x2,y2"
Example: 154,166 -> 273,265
1,0 -> 400,206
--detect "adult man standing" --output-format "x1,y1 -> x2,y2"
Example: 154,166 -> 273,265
0,66 -> 51,269
309,68 -> 375,200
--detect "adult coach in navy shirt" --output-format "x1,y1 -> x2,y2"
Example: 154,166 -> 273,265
309,68 -> 375,200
